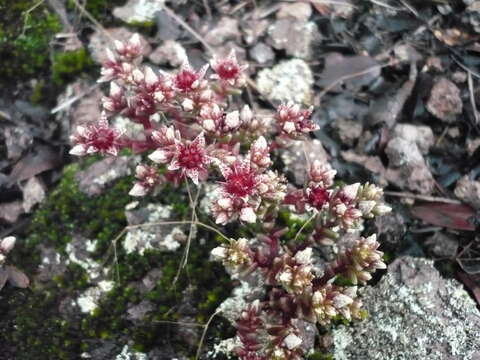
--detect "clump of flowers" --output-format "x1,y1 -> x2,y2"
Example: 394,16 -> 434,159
70,34 -> 392,359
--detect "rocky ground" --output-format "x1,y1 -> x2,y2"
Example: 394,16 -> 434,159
1,0 -> 480,359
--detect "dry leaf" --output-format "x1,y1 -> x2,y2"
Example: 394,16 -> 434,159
411,202 -> 476,231
7,266 -> 30,288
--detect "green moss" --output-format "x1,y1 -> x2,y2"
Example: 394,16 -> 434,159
0,0 -> 61,80
308,353 -> 334,360
27,163 -> 132,257
30,79 -> 45,103
3,160 -> 234,358
52,48 -> 94,85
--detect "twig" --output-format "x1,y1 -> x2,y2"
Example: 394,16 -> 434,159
195,310 -> 220,360
70,0 -> 113,41
368,0 -> 403,11
162,5 -> 215,54
172,181 -> 201,286
294,213 -> 317,242
153,319 -> 205,327
468,72 -> 479,124
451,56 -> 480,79
202,0 -> 212,19
317,60 -> 397,101
309,0 -> 357,8
51,83 -> 100,114
384,191 -> 462,204
397,0 -> 420,18
21,0 -> 45,37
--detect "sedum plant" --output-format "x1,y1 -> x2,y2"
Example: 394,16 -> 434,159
69,34 -> 391,359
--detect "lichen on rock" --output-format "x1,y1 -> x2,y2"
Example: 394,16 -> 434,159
256,59 -> 314,105
332,256 -> 480,360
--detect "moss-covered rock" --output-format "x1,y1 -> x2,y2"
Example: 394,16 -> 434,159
52,48 -> 94,85
2,161 -> 233,358
0,0 -> 61,81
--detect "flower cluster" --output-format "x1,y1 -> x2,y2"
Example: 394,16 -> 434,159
69,33 -> 392,359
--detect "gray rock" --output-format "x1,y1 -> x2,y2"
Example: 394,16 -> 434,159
22,176 -> 46,213
425,232 -> 459,259
113,0 -> 164,24
404,163 -> 436,194
267,18 -> 320,60
332,256 -> 480,360
36,245 -> 67,282
204,17 -> 239,47
277,2 -> 312,21
427,77 -> 463,122
149,40 -> 187,67
55,80 -> 103,143
242,19 -> 269,45
331,118 -> 363,147
127,300 -> 154,321
75,156 -> 139,196
0,201 -> 24,224
385,138 -> 435,193
256,59 -> 314,105
391,124 -> 435,154
124,202 -> 187,255
385,137 -> 424,167
249,43 -> 275,65
454,175 -> 480,209
4,126 -> 33,160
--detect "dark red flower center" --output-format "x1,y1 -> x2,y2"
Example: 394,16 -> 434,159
217,61 -> 239,80
91,128 -> 116,150
308,186 -> 330,209
224,167 -> 257,197
175,70 -> 198,91
178,144 -> 204,169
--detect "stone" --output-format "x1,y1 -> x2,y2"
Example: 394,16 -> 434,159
149,40 -> 187,67
249,42 -> 275,65
330,0 -> 355,18
36,245 -> 67,282
4,126 -> 33,161
65,235 -> 104,281
454,175 -> 480,209
0,201 -> 24,224
331,118 -> 363,147
385,137 -> 435,193
124,203 -> 187,255
256,59 -> 314,105
332,256 -> 480,360
404,163 -> 436,194
22,176 -> 46,213
424,232 -> 459,258
126,300 -> 154,321
88,28 -> 151,64
75,156 -> 139,196
267,18 -> 320,60
277,2 -> 312,21
427,77 -> 463,122
391,123 -> 435,154
204,17 -> 239,47
385,137 -> 424,167
113,0 -> 164,25
242,19 -> 270,45
467,137 -> 480,155
76,280 -> 114,314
